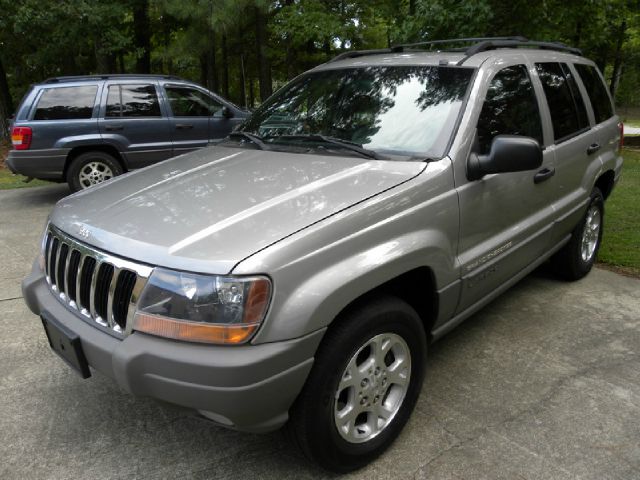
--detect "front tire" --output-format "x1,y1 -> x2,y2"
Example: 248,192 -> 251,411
67,151 -> 123,192
551,187 -> 604,280
287,296 -> 427,472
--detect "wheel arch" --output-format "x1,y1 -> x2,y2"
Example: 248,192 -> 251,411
594,169 -> 615,200
64,145 -> 127,178
328,266 -> 439,344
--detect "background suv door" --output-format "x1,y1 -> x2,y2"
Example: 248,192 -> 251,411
162,84 -> 221,155
455,61 -> 557,313
99,81 -> 173,168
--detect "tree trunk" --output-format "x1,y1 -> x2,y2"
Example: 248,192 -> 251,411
200,54 -> 208,88
133,0 -> 151,74
609,20 -> 626,97
255,6 -> 272,102
240,54 -> 247,108
207,29 -> 219,92
409,0 -> 416,15
222,34 -> 229,98
0,54 -> 13,141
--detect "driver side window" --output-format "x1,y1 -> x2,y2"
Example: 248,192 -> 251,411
477,65 -> 543,154
165,86 -> 221,117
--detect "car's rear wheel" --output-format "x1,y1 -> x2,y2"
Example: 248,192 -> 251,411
286,296 -> 427,472
551,187 -> 604,280
67,151 -> 123,192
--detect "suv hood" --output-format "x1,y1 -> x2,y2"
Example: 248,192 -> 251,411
51,147 -> 425,274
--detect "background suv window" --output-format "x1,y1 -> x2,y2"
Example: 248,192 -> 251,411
33,86 -> 97,120
574,64 -> 614,124
477,65 -> 543,154
106,84 -> 161,117
165,86 -> 221,116
535,63 -> 589,142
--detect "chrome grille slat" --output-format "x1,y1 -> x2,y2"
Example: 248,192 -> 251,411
75,254 -> 85,309
42,226 -> 153,338
106,267 -> 120,329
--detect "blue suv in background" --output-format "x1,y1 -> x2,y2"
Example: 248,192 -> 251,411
7,75 -> 248,191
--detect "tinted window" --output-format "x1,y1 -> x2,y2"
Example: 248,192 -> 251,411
574,64 -> 614,124
240,66 -> 474,157
477,65 -> 543,154
106,84 -> 161,117
33,86 -> 97,120
165,86 -> 221,116
536,63 -> 589,141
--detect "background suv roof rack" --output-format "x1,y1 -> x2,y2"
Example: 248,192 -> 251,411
42,74 -> 183,84
328,36 -> 582,64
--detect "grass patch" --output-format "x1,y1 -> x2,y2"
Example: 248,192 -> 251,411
0,167 -> 52,189
598,148 -> 640,276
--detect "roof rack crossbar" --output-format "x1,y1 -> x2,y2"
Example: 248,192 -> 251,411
327,37 -> 582,65
393,36 -> 529,50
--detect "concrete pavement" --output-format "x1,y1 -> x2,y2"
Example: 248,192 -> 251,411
1,184 -> 639,479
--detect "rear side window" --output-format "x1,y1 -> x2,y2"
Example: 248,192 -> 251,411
106,84 -> 161,118
477,65 -> 543,154
574,64 -> 614,124
535,63 -> 589,141
33,86 -> 97,120
165,86 -> 222,116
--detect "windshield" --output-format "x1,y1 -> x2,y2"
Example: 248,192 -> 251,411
237,65 -> 474,159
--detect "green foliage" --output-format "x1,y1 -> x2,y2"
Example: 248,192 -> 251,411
0,0 -> 640,112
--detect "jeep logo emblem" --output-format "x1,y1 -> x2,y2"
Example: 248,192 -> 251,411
78,226 -> 90,239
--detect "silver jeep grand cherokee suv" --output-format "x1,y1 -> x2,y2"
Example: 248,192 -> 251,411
22,38 -> 623,472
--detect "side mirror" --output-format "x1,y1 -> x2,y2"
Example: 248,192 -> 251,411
220,106 -> 234,119
467,135 -> 542,181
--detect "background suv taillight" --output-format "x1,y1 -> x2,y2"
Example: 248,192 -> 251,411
11,126 -> 32,150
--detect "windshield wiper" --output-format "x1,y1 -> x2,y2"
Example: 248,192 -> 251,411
227,131 -> 268,150
269,134 -> 384,160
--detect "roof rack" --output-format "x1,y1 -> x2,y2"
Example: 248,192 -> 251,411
327,36 -> 582,65
42,74 -> 183,84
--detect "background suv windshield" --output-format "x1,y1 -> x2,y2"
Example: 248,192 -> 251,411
240,65 -> 474,158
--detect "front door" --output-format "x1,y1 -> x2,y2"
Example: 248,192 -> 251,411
163,84 -> 221,155
455,62 -> 557,313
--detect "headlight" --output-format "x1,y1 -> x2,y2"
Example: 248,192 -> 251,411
132,268 -> 271,344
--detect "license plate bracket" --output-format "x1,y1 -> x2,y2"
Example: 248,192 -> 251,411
41,313 -> 91,379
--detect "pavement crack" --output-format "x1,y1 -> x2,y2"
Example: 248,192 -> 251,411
0,296 -> 22,302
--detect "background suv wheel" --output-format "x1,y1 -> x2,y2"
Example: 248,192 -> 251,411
67,151 -> 123,192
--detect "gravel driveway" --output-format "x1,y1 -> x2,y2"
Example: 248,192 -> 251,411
1,184 -> 639,480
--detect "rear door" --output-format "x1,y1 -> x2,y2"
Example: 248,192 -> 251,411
162,84 -> 220,155
532,62 -> 594,244
99,81 -> 173,169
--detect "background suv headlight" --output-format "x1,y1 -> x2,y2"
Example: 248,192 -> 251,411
133,268 -> 271,344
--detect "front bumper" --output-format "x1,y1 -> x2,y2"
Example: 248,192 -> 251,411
6,149 -> 69,180
22,265 -> 323,433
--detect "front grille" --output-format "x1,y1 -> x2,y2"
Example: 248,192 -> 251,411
43,226 -> 153,336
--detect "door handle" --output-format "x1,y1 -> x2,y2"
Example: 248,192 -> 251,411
587,143 -> 601,155
534,167 -> 555,184
175,124 -> 194,130
104,124 -> 123,131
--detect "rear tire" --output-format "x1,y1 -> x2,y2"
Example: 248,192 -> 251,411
67,151 -> 123,192
551,187 -> 604,281
286,296 -> 427,473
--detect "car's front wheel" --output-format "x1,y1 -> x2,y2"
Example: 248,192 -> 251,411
67,151 -> 123,192
287,296 -> 427,472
